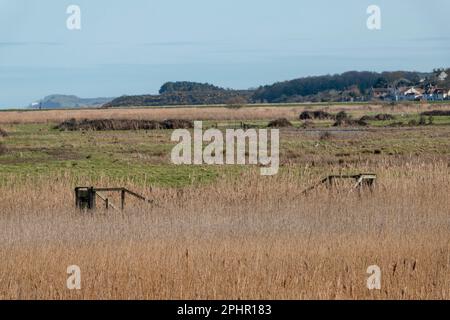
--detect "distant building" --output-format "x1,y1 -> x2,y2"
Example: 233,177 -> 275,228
425,87 -> 446,101
398,87 -> 424,101
30,102 -> 41,109
438,71 -> 448,82
370,88 -> 391,100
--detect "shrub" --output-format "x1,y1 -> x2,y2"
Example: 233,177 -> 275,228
418,116 -> 427,126
333,111 -> 368,126
421,110 -> 450,117
360,114 -> 395,121
267,118 -> 293,128
55,119 -> 194,131
0,142 -> 6,155
299,110 -> 334,120
0,127 -> 8,137
335,111 -> 350,122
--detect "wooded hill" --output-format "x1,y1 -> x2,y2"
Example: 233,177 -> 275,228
102,69 -> 449,107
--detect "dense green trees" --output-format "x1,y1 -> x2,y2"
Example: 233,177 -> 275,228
252,71 -> 427,103
104,69 -> 445,107
159,82 -> 224,94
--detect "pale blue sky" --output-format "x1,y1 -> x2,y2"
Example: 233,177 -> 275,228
0,0 -> 449,107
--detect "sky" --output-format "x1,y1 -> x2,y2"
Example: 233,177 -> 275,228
0,0 -> 449,108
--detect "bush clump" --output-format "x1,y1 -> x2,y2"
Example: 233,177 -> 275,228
299,110 -> 334,120
0,142 -> 6,155
360,114 -> 395,121
333,112 -> 367,127
0,127 -> 8,137
267,118 -> 293,128
55,119 -> 194,131
421,110 -> 450,117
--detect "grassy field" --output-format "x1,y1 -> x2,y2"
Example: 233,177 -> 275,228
0,103 -> 450,299
1,101 -> 450,124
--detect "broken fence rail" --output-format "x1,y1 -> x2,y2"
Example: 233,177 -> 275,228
301,173 -> 377,195
75,187 -> 153,211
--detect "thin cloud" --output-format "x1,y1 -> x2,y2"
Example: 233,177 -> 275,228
404,36 -> 450,42
140,41 -> 211,47
0,42 -> 63,47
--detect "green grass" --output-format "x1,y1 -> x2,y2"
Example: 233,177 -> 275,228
1,118 -> 450,187
365,115 -> 450,127
0,161 -> 226,188
0,124 -> 244,187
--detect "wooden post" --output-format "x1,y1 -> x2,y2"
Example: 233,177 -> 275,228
121,189 -> 126,210
88,187 -> 96,210
75,187 -> 79,208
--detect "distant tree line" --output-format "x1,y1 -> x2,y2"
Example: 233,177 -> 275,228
159,82 -> 224,94
252,71 -> 424,103
104,69 -> 447,107
103,89 -> 254,108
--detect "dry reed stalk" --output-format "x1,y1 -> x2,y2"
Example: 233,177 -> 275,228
0,161 -> 449,299
1,103 -> 449,124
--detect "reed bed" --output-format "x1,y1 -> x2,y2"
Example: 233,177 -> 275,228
1,160 -> 449,299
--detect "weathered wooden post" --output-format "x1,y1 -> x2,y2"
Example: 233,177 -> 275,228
75,187 -> 153,212
121,189 -> 126,210
75,187 -> 96,210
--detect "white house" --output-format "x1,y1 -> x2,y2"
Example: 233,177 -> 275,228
30,102 -> 41,109
405,87 -> 423,101
396,87 -> 423,101
438,71 -> 448,82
